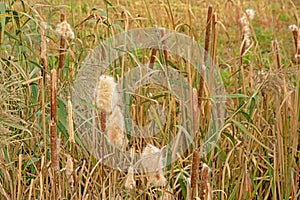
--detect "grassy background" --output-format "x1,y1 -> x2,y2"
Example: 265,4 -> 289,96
0,0 -> 299,199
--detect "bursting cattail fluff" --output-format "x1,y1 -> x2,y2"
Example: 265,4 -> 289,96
65,154 -> 74,186
288,25 -> 300,59
141,144 -> 166,186
239,9 -> 255,48
124,166 -> 136,189
106,106 -> 128,149
55,20 -> 75,39
95,75 -> 119,113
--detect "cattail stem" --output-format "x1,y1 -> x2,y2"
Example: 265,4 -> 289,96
289,24 -> 300,200
149,48 -> 157,69
41,77 -> 46,154
199,5 -> 213,105
51,69 -> 57,122
191,149 -> 200,199
272,40 -> 281,69
58,14 -> 66,76
50,69 -> 58,199
211,12 -> 217,65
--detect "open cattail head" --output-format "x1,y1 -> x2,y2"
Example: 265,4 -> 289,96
106,106 -> 128,149
95,75 -> 119,113
239,8 -> 255,48
55,20 -> 75,39
124,166 -> 136,189
141,144 -> 166,186
65,154 -> 74,187
148,169 -> 167,187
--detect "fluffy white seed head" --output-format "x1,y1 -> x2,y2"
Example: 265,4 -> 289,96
141,144 -> 166,186
124,166 -> 136,189
288,24 -> 298,32
55,20 -> 75,39
95,75 -> 119,113
245,9 -> 255,20
240,9 -> 255,48
106,106 -> 127,149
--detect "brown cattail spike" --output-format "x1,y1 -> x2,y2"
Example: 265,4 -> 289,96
199,163 -> 211,200
199,5 -> 213,104
191,149 -> 200,198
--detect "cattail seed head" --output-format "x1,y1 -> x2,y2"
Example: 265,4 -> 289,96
65,154 -> 74,187
239,8 -> 255,49
67,98 -> 75,143
95,75 -> 119,113
141,144 -> 166,186
55,20 -> 75,39
124,166 -> 135,189
106,106 -> 128,149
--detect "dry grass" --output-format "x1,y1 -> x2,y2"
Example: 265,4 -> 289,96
0,0 -> 299,199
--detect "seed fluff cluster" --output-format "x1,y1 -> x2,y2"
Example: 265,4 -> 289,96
95,75 -> 127,149
55,20 -> 75,40
239,9 -> 255,49
141,144 -> 166,187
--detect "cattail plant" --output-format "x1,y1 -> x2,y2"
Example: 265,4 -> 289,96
239,8 -> 255,94
55,14 -> 74,77
199,5 -> 213,105
141,144 -> 166,187
106,106 -> 128,149
95,74 -> 119,136
289,24 -> 300,200
124,166 -> 135,189
95,75 -> 119,114
67,97 -> 75,144
50,69 -> 58,199
199,163 -> 211,200
191,149 -> 200,199
240,9 -> 255,54
65,154 -> 74,192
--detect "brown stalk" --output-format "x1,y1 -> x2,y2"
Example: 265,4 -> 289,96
59,14 -> 66,75
149,48 -> 157,69
50,69 -> 58,199
199,5 -> 213,105
41,77 -> 46,153
191,149 -> 200,199
149,29 -> 168,69
211,12 -> 217,65
272,40 -> 281,69
51,69 -> 57,122
290,25 -> 300,200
